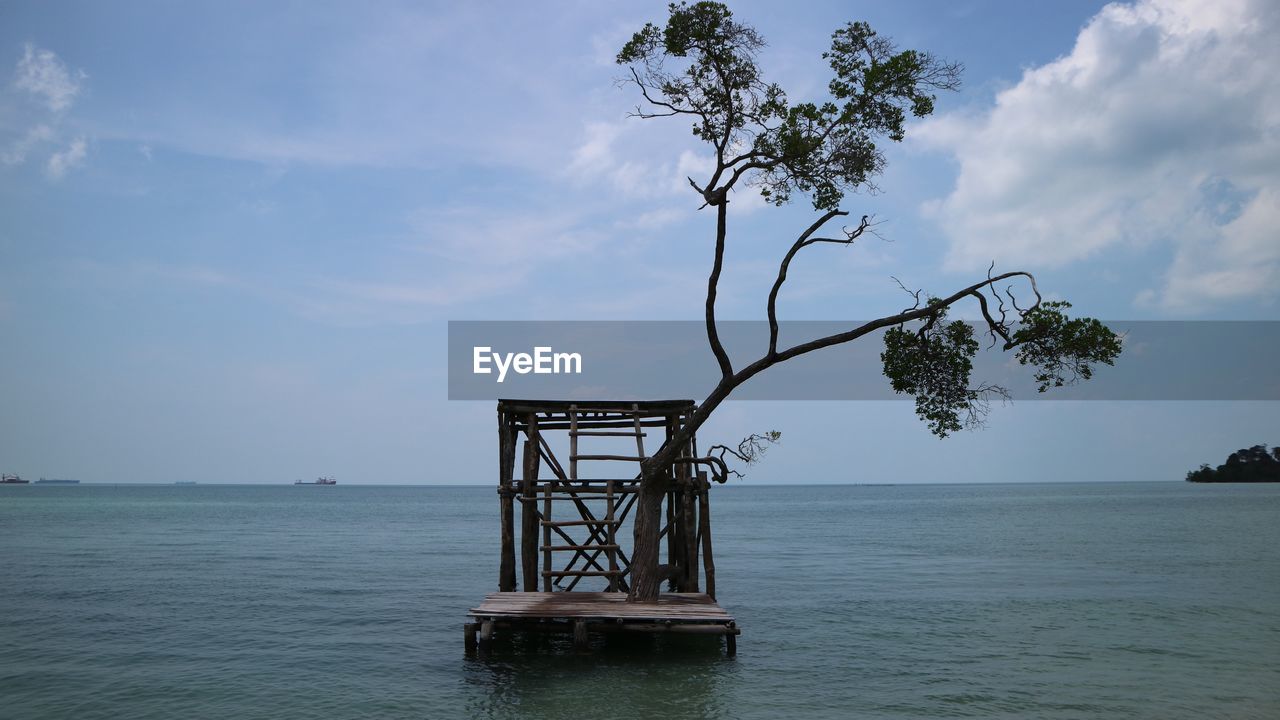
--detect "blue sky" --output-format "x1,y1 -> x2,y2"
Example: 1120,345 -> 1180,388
2,0 -> 1277,484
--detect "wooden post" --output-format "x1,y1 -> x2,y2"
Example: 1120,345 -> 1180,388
665,486 -> 676,577
464,622 -> 478,653
479,619 -> 494,652
568,404 -> 578,481
498,414 -> 517,592
680,461 -> 699,593
682,410 -> 700,593
542,483 -> 553,592
665,415 -> 683,590
606,479 -> 618,591
521,416 -> 540,592
573,620 -> 589,650
726,630 -> 737,657
613,403 -> 640,594
697,471 -> 716,601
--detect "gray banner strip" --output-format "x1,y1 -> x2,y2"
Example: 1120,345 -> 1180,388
448,321 -> 1280,401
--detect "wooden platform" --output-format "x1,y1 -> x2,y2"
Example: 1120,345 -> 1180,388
466,592 -> 739,655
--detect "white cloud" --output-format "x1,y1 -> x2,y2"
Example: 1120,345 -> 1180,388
1156,186 -> 1280,308
14,43 -> 83,112
1,123 -> 53,165
567,120 -> 679,199
566,120 -> 768,219
45,136 -> 86,179
917,0 -> 1280,309
569,122 -> 621,178
5,44 -> 89,179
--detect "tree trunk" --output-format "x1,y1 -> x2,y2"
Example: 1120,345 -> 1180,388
627,384 -> 733,603
628,472 -> 667,602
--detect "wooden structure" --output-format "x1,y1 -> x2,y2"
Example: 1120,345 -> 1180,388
466,399 -> 738,655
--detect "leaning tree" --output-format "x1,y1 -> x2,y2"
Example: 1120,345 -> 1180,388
616,2 -> 1122,602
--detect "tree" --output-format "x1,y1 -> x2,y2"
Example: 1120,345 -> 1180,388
616,2 -> 1122,601
1187,445 -> 1280,482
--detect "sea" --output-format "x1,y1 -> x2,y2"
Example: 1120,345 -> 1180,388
1,482 -> 1277,719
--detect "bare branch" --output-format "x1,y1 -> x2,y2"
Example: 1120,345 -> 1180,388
672,455 -> 733,483
968,289 -> 1014,349
705,431 -> 782,480
769,270 -> 1040,366
766,209 -> 850,355
961,383 -> 1012,430
890,276 -> 924,313
1005,285 -> 1026,314
624,67 -> 702,119
807,216 -> 884,245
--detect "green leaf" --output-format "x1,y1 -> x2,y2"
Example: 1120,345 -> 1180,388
881,309 -> 981,438
1011,302 -> 1123,392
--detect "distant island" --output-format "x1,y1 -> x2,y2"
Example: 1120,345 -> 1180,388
1186,445 -> 1280,483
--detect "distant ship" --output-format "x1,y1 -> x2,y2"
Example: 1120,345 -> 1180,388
35,478 -> 79,485
295,476 -> 337,485
2,474 -> 29,484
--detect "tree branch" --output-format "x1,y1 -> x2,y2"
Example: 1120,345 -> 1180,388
705,202 -> 734,378
672,455 -> 733,483
766,209 -> 850,355
769,270 -> 1039,366
968,289 -> 1014,349
648,269 -> 1045,478
625,67 -> 701,119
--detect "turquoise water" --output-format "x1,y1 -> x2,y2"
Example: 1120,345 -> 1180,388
1,483 -> 1277,719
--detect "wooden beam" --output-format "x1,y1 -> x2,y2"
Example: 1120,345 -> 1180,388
680,461 -> 699,593
520,422 -> 540,592
535,438 -> 567,482
561,491 -> 638,592
606,479 -> 618,591
522,420 -> 671,431
542,483 -> 552,592
541,519 -> 622,527
498,414 -> 517,592
570,430 -> 648,437
542,544 -> 620,552
698,472 -> 716,601
568,404 -> 578,481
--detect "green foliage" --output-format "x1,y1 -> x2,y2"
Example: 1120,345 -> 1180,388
881,299 -> 1123,437
617,2 -> 960,211
1186,445 -> 1280,482
617,2 -> 771,148
880,306 -> 982,437
1012,301 -> 1123,392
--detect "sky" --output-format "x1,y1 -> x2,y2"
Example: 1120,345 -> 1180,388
1,0 -> 1277,484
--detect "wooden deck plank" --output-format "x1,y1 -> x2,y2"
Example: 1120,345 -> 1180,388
469,592 -> 734,623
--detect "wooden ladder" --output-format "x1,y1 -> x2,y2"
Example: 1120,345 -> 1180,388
539,403 -> 648,592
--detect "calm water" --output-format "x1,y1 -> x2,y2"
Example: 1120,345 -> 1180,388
1,483 -> 1277,719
